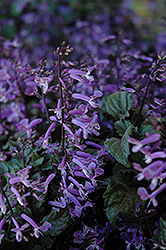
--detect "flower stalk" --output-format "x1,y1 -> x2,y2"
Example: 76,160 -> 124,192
57,43 -> 65,156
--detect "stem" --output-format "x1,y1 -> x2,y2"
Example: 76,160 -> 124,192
22,147 -> 26,168
134,78 -> 151,127
0,175 -> 13,216
41,91 -> 53,144
58,52 -> 65,156
42,92 -> 50,125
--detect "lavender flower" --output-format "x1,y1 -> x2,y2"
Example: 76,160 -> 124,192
31,173 -> 55,194
129,133 -> 161,153
21,214 -> 51,238
68,68 -> 94,84
72,113 -> 100,139
49,99 -> 65,120
138,183 -> 166,207
72,90 -> 103,108
0,218 -> 6,244
0,194 -> 6,214
11,217 -> 29,242
35,122 -> 55,149
18,118 -> 42,138
11,186 -> 30,207
9,166 -> 32,187
48,196 -> 66,210
34,75 -> 53,94
141,147 -> 166,164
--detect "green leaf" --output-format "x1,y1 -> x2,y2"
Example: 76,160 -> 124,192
104,126 -> 132,167
37,235 -> 55,249
32,245 -> 42,250
114,119 -> 133,136
103,175 -> 141,228
139,124 -> 158,135
161,217 -> 166,244
31,153 -> 44,167
106,91 -> 133,120
43,208 -> 70,237
0,158 -> 22,175
153,217 -> 166,246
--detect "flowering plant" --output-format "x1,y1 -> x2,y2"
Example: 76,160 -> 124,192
1,1 -> 166,249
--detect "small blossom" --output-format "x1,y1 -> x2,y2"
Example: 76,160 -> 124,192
129,133 -> 161,153
140,147 -> 166,164
0,218 -> 6,244
21,214 -> 51,238
11,217 -> 29,242
11,186 -> 30,207
0,194 -> 6,214
9,166 -> 32,187
72,113 -> 100,139
35,122 -> 55,149
18,118 -> 42,138
48,196 -> 66,210
49,99 -> 65,120
72,90 -> 103,108
35,75 -> 53,94
138,183 -> 166,207
31,173 -> 55,194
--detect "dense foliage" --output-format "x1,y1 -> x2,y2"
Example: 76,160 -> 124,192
1,0 -> 166,249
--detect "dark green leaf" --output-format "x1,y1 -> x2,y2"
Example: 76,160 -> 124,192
32,245 -> 42,250
153,217 -> 166,247
103,175 -> 141,228
43,208 -> 70,237
37,235 -> 55,249
106,91 -> 133,120
104,126 -> 132,167
31,153 -> 44,167
114,120 -> 133,136
0,159 -> 21,175
139,124 -> 158,135
161,217 -> 166,244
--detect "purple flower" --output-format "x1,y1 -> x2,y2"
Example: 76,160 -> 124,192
21,213 -> 51,238
72,90 -> 103,108
72,154 -> 104,186
0,218 -> 6,244
31,173 -> 55,194
18,118 -> 42,138
134,161 -> 166,190
68,68 -> 94,84
48,196 -> 66,210
11,217 -> 29,242
34,75 -> 53,94
138,183 -> 166,207
11,186 -> 30,207
0,194 -> 6,214
35,122 -> 55,149
63,123 -> 85,149
72,113 -> 100,139
140,147 -> 166,164
129,133 -> 161,153
134,161 -> 163,181
9,166 -> 32,187
49,99 -> 65,120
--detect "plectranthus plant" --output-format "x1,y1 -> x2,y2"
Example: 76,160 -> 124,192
103,52 -> 166,249
0,40 -> 107,249
1,1 -> 166,248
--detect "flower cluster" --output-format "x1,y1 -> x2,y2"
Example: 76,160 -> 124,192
129,132 -> 166,207
0,165 -> 55,242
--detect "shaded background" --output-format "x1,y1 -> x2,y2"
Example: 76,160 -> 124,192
0,0 -> 166,64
